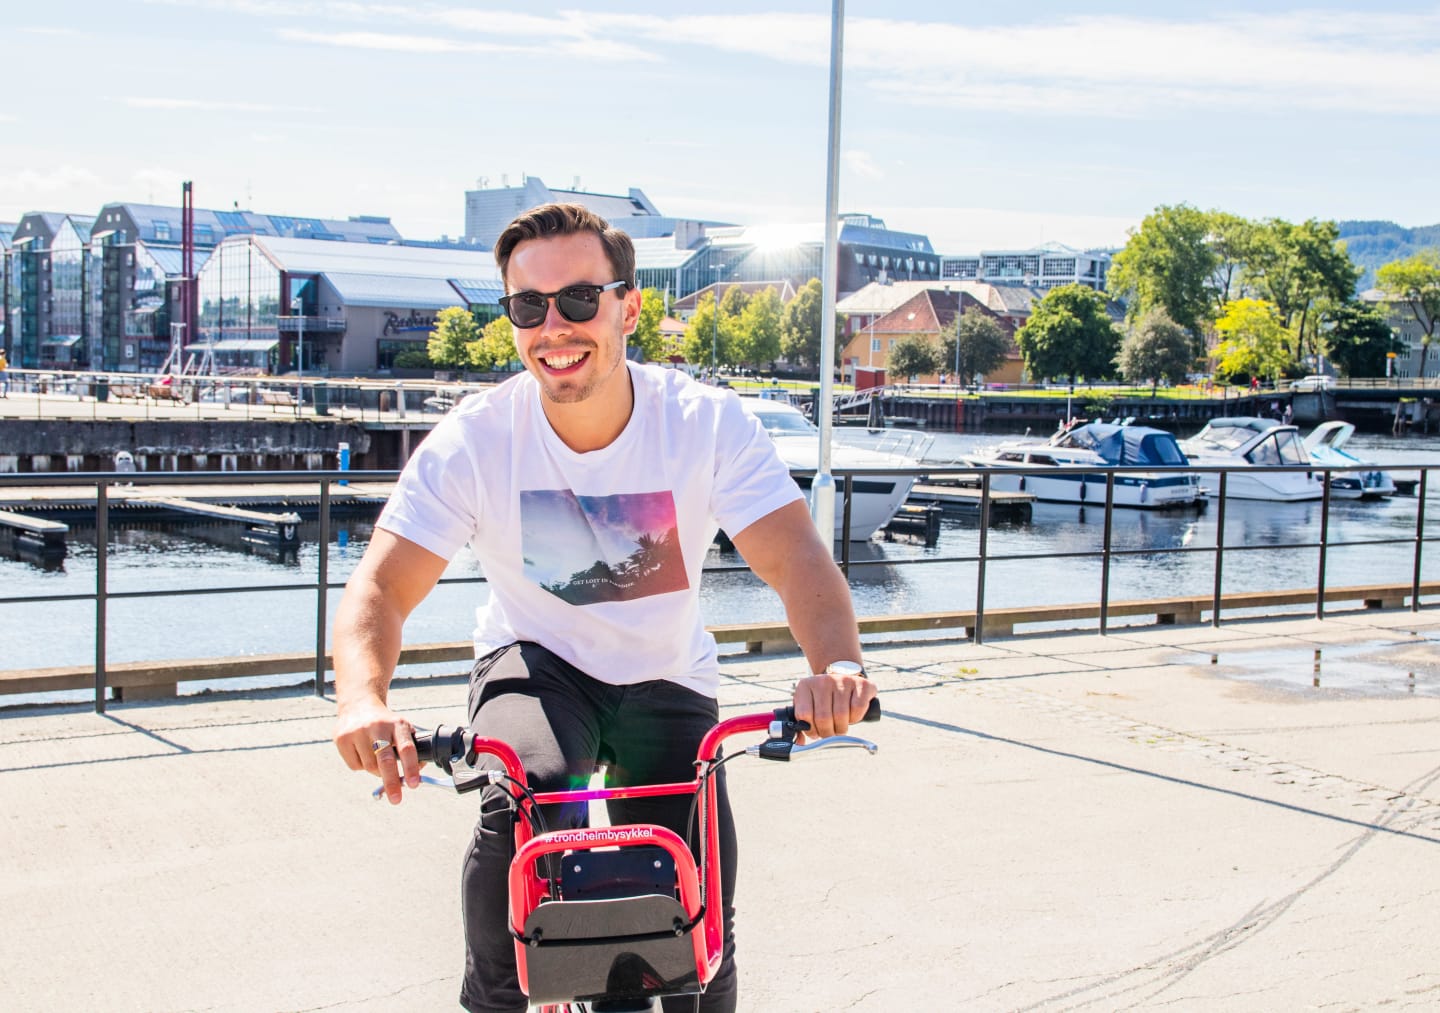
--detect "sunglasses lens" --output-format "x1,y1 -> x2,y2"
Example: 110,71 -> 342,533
507,292 -> 548,328
556,286 -> 601,323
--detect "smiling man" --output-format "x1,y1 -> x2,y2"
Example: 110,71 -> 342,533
331,203 -> 873,1013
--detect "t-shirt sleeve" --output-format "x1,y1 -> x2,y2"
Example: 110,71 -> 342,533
375,416 -> 481,561
709,395 -> 804,536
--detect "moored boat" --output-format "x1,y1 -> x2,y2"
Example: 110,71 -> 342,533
1177,417 -> 1324,502
964,421 -> 1206,509
739,396 -> 918,541
1303,421 -> 1396,499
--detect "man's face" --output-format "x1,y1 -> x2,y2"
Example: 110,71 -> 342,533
505,231 -> 639,407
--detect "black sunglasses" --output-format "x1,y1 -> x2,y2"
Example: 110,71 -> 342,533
499,280 -> 629,329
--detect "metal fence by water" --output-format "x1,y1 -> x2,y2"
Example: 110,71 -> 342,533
0,461 -> 1434,713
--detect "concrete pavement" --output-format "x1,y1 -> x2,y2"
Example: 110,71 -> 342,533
3,608 -> 1439,1011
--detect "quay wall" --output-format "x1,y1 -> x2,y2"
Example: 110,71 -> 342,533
0,419 -> 374,473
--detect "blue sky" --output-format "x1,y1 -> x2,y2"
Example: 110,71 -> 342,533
4,1 -> 1438,252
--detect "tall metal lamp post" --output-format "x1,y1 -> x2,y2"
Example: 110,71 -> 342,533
292,295 -> 304,411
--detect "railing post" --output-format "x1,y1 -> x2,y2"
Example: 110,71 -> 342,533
839,474 -> 853,576
95,480 -> 108,713
1211,471 -> 1227,628
1316,469 -> 1332,619
1099,472 -> 1116,634
315,479 -> 331,697
974,472 -> 992,644
1414,468 -> 1428,612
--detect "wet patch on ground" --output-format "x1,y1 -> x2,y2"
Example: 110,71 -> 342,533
1177,638 -> 1440,698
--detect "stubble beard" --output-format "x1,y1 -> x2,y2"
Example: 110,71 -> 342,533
533,335 -> 626,406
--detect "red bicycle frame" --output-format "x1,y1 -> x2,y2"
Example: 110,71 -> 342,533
465,709 -> 776,999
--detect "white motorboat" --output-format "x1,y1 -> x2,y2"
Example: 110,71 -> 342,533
739,396 -> 918,541
1303,421 -> 1396,499
966,421 -> 1206,508
1177,417 -> 1324,502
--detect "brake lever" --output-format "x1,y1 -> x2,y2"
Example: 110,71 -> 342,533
370,773 -> 461,800
745,734 -> 879,761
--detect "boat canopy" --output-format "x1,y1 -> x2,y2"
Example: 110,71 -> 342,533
1058,423 -> 1188,466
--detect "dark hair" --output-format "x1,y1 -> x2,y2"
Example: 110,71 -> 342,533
493,202 -> 636,290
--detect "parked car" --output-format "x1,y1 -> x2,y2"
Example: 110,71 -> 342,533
1290,375 -> 1335,392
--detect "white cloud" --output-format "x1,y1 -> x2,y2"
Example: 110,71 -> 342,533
119,96 -> 317,113
844,150 -> 885,181
586,9 -> 1440,116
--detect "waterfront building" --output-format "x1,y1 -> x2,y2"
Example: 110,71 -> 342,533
673,215 -> 938,303
8,212 -> 98,370
837,280 -> 1042,385
191,235 -> 502,374
1360,287 -> 1438,379
89,203 -> 402,373
464,175 -> 671,249
940,243 -> 1111,291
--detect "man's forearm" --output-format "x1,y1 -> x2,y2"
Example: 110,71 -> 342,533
777,544 -> 863,673
332,580 -> 407,712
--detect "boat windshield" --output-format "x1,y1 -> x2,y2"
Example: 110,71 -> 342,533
1193,426 -> 1255,452
755,412 -> 818,437
1246,430 -> 1310,466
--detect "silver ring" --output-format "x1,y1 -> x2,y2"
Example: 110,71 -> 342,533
371,738 -> 392,754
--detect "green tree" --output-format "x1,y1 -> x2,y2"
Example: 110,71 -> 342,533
780,278 -> 826,367
734,287 -> 783,370
1375,250 -> 1440,378
939,310 -> 1010,383
1324,301 -> 1402,378
630,288 -> 667,363
427,306 -> 480,368
1242,218 -> 1361,362
1106,203 -> 1217,350
717,286 -> 751,365
1015,284 -> 1121,383
886,334 -> 941,381
1116,308 -> 1194,396
1212,298 -> 1292,384
682,292 -> 729,371
468,315 -> 515,371
1207,211 -> 1259,311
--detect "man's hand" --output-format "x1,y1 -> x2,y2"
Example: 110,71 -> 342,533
333,698 -> 422,805
792,667 -> 876,742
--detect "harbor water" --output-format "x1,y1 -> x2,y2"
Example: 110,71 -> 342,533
3,431 -> 1438,703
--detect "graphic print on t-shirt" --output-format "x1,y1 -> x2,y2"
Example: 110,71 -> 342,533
521,489 -> 689,606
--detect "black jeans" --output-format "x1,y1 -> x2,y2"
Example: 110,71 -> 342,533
458,642 -> 739,1013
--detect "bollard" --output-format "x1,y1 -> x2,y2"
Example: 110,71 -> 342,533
338,441 -> 350,486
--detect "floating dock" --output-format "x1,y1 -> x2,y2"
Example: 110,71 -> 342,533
907,482 -> 1034,523
0,509 -> 69,563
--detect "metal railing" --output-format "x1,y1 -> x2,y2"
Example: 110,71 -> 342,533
0,460 -> 1434,712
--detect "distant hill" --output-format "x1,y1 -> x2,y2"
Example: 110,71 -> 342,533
1337,220 -> 1440,291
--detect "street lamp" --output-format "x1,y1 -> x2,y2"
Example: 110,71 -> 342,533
291,294 -> 305,412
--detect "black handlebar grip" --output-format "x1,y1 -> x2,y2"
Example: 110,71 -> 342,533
410,725 -> 470,772
411,726 -> 437,764
774,697 -> 882,728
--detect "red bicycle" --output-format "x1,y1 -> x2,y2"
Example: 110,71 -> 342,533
379,701 -> 881,1012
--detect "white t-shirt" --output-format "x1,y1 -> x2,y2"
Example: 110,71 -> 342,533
377,363 -> 802,696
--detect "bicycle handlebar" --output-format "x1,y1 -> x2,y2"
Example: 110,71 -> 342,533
385,698 -> 882,799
